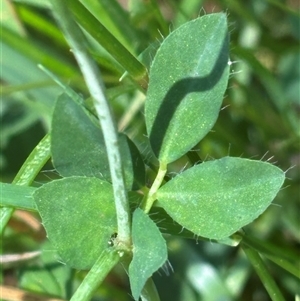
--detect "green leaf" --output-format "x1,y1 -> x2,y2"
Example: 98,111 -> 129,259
19,242 -> 72,299
33,176 -> 117,269
148,205 -> 241,246
145,13 -> 230,164
0,182 -> 36,211
129,208 -> 168,301
157,157 -> 285,240
51,93 -> 145,190
51,93 -> 109,180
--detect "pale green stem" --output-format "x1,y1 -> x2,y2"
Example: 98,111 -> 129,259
0,134 -> 51,233
242,244 -> 285,301
70,248 -> 120,301
142,162 -> 167,213
50,0 -> 131,246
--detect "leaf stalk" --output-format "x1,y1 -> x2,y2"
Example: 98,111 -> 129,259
142,162 -> 167,213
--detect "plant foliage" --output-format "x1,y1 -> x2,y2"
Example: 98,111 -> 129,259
1,1 -> 299,301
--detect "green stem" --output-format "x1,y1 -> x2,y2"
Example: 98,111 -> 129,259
70,248 -> 120,301
241,234 -> 299,278
68,0 -> 148,89
242,233 -> 299,262
264,253 -> 300,279
51,0 -> 131,246
82,0 -> 137,52
242,244 -> 285,301
0,134 -> 51,233
142,162 -> 167,213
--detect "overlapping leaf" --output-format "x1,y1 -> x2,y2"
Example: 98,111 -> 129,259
129,208 -> 167,300
145,13 -> 230,164
157,157 -> 285,239
51,93 -> 145,190
33,176 -> 117,269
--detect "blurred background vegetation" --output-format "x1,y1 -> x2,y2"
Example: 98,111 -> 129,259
1,0 -> 299,300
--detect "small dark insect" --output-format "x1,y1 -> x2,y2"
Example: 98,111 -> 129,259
108,232 -> 118,246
